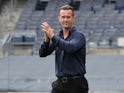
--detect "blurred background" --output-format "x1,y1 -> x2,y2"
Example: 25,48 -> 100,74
0,0 -> 124,93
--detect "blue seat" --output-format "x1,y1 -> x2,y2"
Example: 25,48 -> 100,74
115,0 -> 124,13
12,35 -> 23,42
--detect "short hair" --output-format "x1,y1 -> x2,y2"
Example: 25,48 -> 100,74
58,5 -> 74,16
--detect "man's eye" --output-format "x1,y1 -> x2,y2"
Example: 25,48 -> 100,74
61,16 -> 70,19
62,16 -> 65,18
67,16 -> 70,18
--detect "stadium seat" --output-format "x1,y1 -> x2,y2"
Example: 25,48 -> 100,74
12,35 -> 23,42
115,0 -> 124,13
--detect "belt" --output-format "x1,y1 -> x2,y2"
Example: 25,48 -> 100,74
59,75 -> 84,83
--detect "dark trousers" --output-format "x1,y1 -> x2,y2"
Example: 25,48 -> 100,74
51,76 -> 89,93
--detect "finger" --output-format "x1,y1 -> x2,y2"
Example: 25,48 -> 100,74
41,28 -> 45,32
41,24 -> 45,28
43,22 -> 49,27
41,25 -> 46,31
42,22 -> 48,27
41,24 -> 47,31
42,22 -> 51,29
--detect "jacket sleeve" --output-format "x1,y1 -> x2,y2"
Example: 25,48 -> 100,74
39,42 -> 55,57
51,33 -> 85,53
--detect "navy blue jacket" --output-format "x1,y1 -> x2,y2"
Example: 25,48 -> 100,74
39,27 -> 86,77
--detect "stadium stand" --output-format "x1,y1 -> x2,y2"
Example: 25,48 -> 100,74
0,0 -> 123,56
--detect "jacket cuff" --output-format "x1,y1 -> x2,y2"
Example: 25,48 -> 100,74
51,35 -> 59,46
41,41 -> 49,48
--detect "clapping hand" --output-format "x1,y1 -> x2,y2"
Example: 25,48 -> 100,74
41,22 -> 54,40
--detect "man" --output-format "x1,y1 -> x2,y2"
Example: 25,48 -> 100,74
39,5 -> 89,93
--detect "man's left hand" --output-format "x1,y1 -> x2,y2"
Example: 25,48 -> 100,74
41,22 -> 54,39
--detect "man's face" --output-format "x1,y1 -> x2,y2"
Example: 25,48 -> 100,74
58,10 -> 75,30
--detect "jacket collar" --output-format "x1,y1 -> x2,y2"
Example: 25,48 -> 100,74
59,27 -> 76,36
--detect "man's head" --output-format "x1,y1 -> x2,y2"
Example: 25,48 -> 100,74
58,5 -> 75,30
